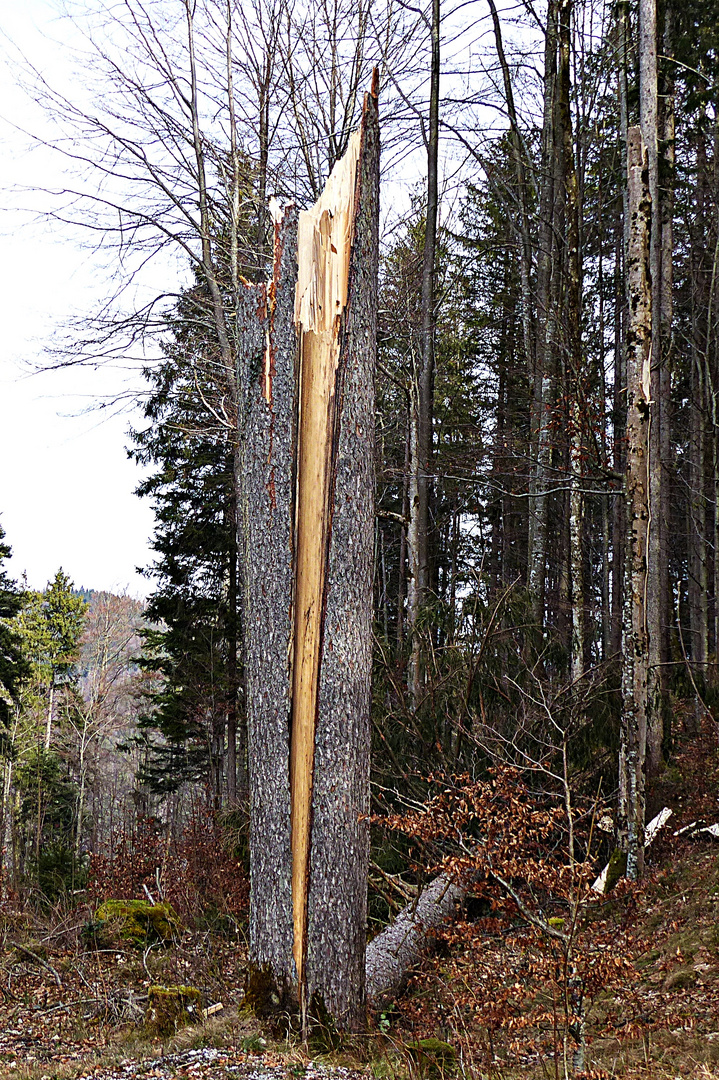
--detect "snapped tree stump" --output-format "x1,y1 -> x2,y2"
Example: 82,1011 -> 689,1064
237,77 -> 379,1033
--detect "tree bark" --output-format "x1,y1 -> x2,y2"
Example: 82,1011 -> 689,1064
365,872 -> 465,1003
611,0 -> 630,659
639,0 -> 667,772
407,0 -> 440,706
619,127 -> 652,881
557,0 -> 584,683
239,204 -> 298,1010
527,0 -> 559,625
240,83 -> 379,1032
487,0 -> 534,380
44,681 -> 54,751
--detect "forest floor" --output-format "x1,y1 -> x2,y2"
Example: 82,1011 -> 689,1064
1,717 -> 719,1079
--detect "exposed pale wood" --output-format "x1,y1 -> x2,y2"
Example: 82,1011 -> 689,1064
240,83 -> 379,1031
290,129 -> 362,996
304,87 -> 378,1029
295,131 -> 361,332
592,807 -> 671,893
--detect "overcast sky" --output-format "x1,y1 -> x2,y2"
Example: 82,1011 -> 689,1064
0,0 -> 520,599
0,1 -> 159,598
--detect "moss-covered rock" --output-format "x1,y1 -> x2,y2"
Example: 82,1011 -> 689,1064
405,1038 -> 457,1078
92,899 -> 181,947
146,984 -> 201,1035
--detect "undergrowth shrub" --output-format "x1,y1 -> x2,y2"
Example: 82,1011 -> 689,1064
87,811 -> 248,928
378,767 -> 671,1077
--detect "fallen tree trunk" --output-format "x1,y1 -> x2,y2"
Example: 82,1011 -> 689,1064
365,872 -> 465,1003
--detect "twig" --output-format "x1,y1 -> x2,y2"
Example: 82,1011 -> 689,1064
13,943 -> 63,988
487,868 -> 569,944
142,942 -> 158,981
38,997 -> 101,1014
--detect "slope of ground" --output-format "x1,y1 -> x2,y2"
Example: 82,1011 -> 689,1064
1,716 -> 718,1079
387,714 -> 719,1079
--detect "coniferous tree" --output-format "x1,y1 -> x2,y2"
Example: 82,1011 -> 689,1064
0,525 -> 28,738
130,297 -> 242,807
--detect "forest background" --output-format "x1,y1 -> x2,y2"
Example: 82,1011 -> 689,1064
1,0 -> 719,1073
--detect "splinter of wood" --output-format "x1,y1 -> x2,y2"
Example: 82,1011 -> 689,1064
289,130 -> 362,997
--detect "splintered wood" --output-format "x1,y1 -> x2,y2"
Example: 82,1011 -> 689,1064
290,131 -> 362,990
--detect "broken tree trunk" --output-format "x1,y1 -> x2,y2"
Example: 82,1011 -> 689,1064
238,78 -> 379,1033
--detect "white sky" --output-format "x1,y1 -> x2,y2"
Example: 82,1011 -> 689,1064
0,0 -> 529,600
0,1 -> 159,598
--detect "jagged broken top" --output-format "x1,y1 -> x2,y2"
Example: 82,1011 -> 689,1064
294,129 -> 362,335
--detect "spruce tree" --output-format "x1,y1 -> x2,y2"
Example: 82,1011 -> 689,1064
0,525 -> 28,738
129,297 -> 241,805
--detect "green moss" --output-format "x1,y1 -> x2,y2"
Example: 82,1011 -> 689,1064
244,963 -> 295,1020
604,848 -> 627,893
146,984 -> 201,1035
92,899 -> 181,947
307,992 -> 340,1052
548,917 -> 565,930
405,1038 -> 457,1078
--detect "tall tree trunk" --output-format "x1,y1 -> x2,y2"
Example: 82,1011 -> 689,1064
240,85 -> 379,1032
712,122 -> 719,670
75,735 -> 86,864
658,3 -> 675,671
407,0 -> 440,706
528,0 -> 560,625
689,127 -> 709,672
611,0 -> 630,658
557,0 -> 584,682
397,405 -> 410,649
44,680 -> 54,751
639,0 -> 666,771
487,0 -> 534,378
688,348 -> 708,667
226,494 -> 242,805
619,127 -> 652,881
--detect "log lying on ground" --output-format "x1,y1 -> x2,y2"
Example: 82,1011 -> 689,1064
365,872 -> 466,1003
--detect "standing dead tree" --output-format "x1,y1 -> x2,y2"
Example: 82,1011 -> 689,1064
619,126 -> 652,881
238,79 -> 379,1033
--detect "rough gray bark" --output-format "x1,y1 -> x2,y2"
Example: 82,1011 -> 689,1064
239,204 -> 299,1007
239,83 -> 379,1032
639,0 -> 667,772
305,87 -> 379,1030
619,126 -> 652,882
527,0 -> 559,623
611,0 -> 630,659
487,0 -> 534,393
365,872 -> 465,1003
556,0 -> 584,682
